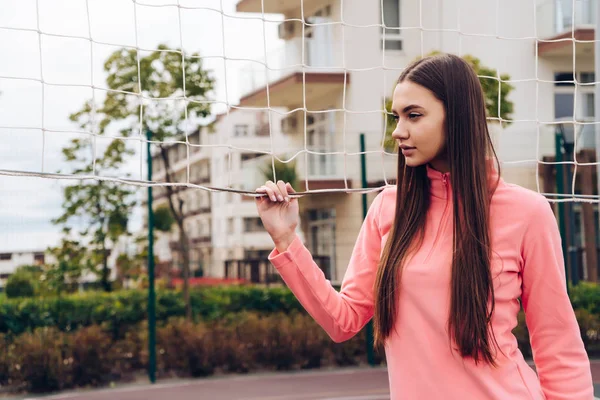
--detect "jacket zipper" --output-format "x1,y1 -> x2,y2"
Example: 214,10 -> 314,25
423,173 -> 450,264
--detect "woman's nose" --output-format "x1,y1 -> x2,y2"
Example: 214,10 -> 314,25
391,121 -> 408,141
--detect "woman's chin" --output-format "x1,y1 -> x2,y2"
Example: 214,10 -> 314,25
404,157 -> 425,168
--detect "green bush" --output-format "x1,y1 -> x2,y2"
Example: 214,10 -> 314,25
0,286 -> 301,337
570,282 -> 600,315
0,282 -> 597,395
5,274 -> 35,299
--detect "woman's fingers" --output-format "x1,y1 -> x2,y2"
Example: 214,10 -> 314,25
285,182 -> 296,194
256,181 -> 293,202
276,180 -> 289,202
265,180 -> 284,202
265,181 -> 280,201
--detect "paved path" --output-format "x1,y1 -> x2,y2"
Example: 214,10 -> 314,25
5,361 -> 599,400
21,368 -> 390,400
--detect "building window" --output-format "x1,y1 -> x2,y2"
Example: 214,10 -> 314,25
0,253 -> 11,261
307,112 -> 336,177
307,208 -> 336,281
241,152 -> 262,162
244,249 -> 270,259
33,253 -> 45,264
198,222 -> 204,237
234,124 -> 249,137
554,71 -> 595,119
227,218 -> 235,234
243,217 -> 264,233
381,0 -> 402,51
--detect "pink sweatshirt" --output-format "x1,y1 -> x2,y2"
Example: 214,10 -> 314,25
268,164 -> 593,399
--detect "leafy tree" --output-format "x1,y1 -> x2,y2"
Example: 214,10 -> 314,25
53,117 -> 135,292
383,53 -> 514,151
96,44 -> 215,318
154,205 -> 175,233
5,265 -> 44,297
260,157 -> 299,191
44,237 -> 92,295
115,253 -> 140,289
5,273 -> 35,298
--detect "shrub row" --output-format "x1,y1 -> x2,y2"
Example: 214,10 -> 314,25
1,307 -> 597,395
0,311 -> 379,394
0,282 -> 598,395
2,282 -> 597,339
0,286 -> 301,338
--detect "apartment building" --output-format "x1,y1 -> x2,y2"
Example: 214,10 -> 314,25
146,109 -> 291,283
233,0 -> 598,283
208,107 -> 295,281
148,130 -> 213,278
0,249 -> 51,289
145,0 -> 597,284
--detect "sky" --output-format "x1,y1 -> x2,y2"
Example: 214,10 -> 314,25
0,0 -> 283,251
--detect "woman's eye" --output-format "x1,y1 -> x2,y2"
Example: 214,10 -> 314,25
391,114 -> 399,121
408,113 -> 421,119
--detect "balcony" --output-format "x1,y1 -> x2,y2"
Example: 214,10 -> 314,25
236,0 -> 314,15
240,151 -> 351,194
238,30 -> 347,109
224,255 -> 331,285
537,0 -> 595,56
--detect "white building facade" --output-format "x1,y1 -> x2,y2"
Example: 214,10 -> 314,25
233,0 -> 596,283
0,250 -> 51,289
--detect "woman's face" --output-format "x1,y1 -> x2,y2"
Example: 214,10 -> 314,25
390,80 -> 448,172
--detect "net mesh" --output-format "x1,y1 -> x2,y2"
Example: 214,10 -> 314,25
0,0 -> 598,201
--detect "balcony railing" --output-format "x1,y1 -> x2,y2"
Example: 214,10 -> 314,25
238,23 -> 336,98
240,151 -> 341,193
537,0 -> 596,38
224,255 -> 331,285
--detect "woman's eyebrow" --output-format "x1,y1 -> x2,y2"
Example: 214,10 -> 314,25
402,104 -> 423,113
391,104 -> 423,114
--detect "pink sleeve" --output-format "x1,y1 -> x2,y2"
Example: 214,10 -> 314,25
520,199 -> 594,400
268,191 -> 385,343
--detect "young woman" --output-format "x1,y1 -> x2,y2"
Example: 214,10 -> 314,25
255,53 -> 593,399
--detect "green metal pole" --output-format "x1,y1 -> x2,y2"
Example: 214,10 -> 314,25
360,133 -> 375,366
555,132 -> 569,295
146,130 -> 157,383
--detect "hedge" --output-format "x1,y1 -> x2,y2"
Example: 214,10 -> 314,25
0,282 -> 597,394
0,286 -> 301,338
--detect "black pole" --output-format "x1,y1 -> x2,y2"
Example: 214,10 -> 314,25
146,130 -> 157,383
564,144 -> 579,286
360,133 -> 375,366
555,132 -> 570,294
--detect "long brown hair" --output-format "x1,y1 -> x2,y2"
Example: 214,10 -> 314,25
373,53 -> 502,366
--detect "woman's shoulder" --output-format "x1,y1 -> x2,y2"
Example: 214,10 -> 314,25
494,180 -> 552,219
372,186 -> 397,237
375,185 -> 397,209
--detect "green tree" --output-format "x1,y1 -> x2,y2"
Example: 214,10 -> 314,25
5,265 -> 44,297
53,97 -> 136,292
383,53 -> 514,151
154,205 -> 175,233
95,44 -> 215,318
5,272 -> 35,298
260,157 -> 299,191
45,237 -> 92,295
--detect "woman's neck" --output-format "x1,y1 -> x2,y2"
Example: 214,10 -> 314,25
427,159 -> 450,174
